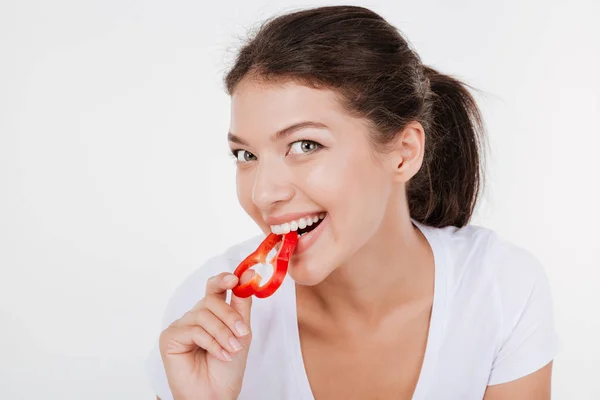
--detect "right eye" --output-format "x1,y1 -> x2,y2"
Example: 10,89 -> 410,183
232,149 -> 257,163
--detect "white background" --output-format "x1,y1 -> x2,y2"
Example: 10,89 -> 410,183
1,0 -> 599,398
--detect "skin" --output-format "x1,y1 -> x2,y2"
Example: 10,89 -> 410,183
157,77 -> 553,399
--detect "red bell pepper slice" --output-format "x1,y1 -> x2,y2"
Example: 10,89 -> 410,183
232,231 -> 298,298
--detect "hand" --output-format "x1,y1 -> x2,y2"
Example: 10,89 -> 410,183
159,271 -> 254,400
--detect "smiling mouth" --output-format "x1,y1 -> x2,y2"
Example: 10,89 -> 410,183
274,215 -> 325,254
270,212 -> 327,237
297,216 -> 324,237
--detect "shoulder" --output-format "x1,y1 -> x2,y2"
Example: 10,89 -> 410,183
428,223 -> 558,383
160,234 -> 264,328
430,223 -> 550,298
428,222 -> 555,338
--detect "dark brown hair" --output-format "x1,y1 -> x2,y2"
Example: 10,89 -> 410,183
224,5 -> 485,228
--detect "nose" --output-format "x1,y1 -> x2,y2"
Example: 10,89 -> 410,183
251,157 -> 294,210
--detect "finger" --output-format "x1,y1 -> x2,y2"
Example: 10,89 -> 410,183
189,325 -> 233,362
205,272 -> 239,301
204,293 -> 251,339
161,324 -> 232,362
230,269 -> 255,324
180,308 -> 245,355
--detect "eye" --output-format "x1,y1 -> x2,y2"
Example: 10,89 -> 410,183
231,149 -> 257,163
289,140 -> 321,155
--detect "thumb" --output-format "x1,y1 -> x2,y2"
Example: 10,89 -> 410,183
230,269 -> 255,323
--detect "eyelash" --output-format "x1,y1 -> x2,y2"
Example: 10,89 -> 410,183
229,139 -> 324,164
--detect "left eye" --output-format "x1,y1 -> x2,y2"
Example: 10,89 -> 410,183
289,140 -> 320,155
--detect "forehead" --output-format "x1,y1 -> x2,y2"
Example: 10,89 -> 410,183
229,78 -> 345,136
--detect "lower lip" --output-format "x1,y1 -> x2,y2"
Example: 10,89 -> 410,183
294,213 -> 329,255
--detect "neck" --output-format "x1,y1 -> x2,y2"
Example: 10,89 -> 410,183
296,208 -> 435,333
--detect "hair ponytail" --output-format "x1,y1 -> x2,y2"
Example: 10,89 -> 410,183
407,66 -> 485,228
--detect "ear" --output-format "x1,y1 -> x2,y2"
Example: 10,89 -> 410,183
388,120 -> 425,183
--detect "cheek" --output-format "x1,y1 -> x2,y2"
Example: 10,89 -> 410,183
302,150 -> 389,212
345,165 -> 391,242
301,151 -> 390,252
235,172 -> 249,207
236,171 -> 261,222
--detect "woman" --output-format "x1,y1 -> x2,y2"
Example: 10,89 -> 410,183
146,5 -> 558,399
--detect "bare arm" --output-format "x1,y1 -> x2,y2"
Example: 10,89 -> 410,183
483,361 -> 553,400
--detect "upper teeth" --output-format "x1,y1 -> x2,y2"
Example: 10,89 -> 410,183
271,213 -> 326,235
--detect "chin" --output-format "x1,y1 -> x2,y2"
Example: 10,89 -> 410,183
287,253 -> 333,287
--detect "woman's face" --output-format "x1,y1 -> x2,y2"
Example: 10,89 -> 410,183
228,78 -> 405,286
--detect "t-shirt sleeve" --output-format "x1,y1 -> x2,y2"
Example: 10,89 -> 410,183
487,244 -> 560,386
144,255 -> 236,400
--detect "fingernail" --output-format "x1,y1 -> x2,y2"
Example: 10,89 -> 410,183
235,320 -> 250,336
229,337 -> 242,352
221,349 -> 233,361
224,275 -> 237,285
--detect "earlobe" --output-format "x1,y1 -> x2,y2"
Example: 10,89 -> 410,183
394,157 -> 409,183
392,121 -> 425,182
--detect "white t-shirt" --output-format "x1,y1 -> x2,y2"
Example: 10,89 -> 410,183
145,220 -> 559,400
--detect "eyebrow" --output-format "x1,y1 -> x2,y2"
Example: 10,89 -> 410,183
227,121 -> 329,146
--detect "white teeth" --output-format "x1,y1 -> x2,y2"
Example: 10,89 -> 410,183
269,213 -> 327,235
